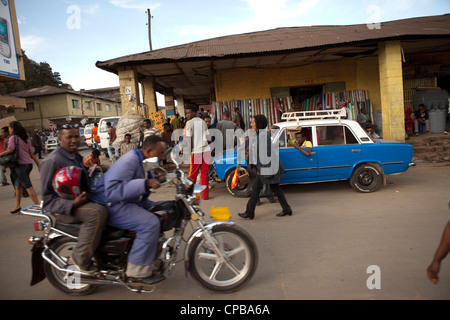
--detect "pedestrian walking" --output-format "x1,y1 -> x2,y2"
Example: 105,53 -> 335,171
184,105 -> 211,200
238,115 -> 292,219
0,127 -> 10,186
31,130 -> 43,159
107,121 -> 119,162
0,121 -> 40,213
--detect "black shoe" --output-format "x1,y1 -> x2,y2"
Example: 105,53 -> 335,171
10,207 -> 21,214
128,274 -> 166,288
276,211 -> 292,217
238,212 -> 254,220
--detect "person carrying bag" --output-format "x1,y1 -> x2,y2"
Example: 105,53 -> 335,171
0,135 -> 18,168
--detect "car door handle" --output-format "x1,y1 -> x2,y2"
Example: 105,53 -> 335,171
352,149 -> 361,153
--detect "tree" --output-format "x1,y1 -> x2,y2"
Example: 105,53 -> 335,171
0,51 -> 72,94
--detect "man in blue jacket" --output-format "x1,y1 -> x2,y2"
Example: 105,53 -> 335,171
93,135 -> 167,287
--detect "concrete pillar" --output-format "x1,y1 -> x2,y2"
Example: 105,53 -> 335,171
164,89 -> 175,116
118,66 -> 140,114
378,41 -> 405,142
176,97 -> 185,117
141,77 -> 158,114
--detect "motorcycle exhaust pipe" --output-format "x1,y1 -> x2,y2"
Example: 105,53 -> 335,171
41,248 -> 156,293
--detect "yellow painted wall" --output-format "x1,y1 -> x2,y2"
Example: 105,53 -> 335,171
214,56 -> 382,111
8,93 -> 121,130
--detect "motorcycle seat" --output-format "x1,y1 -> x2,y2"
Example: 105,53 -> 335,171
55,221 -> 129,240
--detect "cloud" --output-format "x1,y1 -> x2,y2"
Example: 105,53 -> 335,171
246,0 -> 320,20
82,4 -> 101,15
109,0 -> 161,11
176,0 -> 320,43
20,34 -> 51,56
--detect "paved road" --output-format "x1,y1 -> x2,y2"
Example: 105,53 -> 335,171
0,148 -> 449,301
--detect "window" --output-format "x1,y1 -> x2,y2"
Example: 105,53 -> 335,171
85,101 -> 92,110
105,104 -> 111,112
277,129 -> 286,148
344,127 -> 358,144
24,102 -> 35,112
96,103 -> 102,111
317,125 -> 359,145
72,99 -> 80,109
285,126 -> 313,147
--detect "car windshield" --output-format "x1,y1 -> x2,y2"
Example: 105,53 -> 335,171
100,118 -> 119,133
270,126 -> 280,141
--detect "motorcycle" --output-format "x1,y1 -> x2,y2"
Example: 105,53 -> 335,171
21,151 -> 258,296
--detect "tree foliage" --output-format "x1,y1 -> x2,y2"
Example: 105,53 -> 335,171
0,52 -> 72,94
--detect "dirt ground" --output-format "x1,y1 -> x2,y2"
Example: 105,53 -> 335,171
0,149 -> 449,301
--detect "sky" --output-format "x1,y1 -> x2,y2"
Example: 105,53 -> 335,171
14,0 -> 450,99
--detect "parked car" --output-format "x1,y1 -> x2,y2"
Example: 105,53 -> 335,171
213,109 -> 415,196
78,127 -> 87,149
84,123 -> 95,147
45,136 -> 59,152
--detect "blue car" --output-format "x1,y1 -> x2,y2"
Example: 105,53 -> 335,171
213,110 -> 414,197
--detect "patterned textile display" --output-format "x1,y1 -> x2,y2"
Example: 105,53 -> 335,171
148,111 -> 165,133
209,90 -> 372,129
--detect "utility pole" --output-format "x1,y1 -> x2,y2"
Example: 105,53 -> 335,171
147,9 -> 152,51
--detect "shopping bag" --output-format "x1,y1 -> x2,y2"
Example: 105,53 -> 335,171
231,167 -> 239,189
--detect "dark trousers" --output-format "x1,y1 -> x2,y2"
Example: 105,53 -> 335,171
56,202 -> 108,267
245,168 -> 291,216
33,146 -> 42,159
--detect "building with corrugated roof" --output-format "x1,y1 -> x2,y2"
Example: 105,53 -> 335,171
96,14 -> 450,142
9,86 -> 122,131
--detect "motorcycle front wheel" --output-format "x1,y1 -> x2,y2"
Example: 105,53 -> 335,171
44,237 -> 98,296
189,224 -> 258,293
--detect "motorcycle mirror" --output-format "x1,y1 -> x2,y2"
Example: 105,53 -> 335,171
142,157 -> 160,171
170,144 -> 182,168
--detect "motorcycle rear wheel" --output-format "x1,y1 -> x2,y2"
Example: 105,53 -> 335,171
44,237 -> 98,296
189,224 -> 258,293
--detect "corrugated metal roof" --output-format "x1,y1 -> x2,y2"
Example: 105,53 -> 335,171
97,14 -> 450,71
9,85 -> 116,102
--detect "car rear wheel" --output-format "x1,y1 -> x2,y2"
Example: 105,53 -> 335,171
350,163 -> 382,193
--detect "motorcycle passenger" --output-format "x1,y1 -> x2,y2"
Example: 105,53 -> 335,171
40,123 -> 109,274
94,134 -> 167,287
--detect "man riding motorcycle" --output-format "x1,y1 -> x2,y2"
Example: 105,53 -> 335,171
40,123 -> 109,274
91,135 -> 167,288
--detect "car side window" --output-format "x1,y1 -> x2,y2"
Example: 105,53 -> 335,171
318,126 -> 345,145
285,127 -> 313,148
318,125 -> 360,145
344,126 -> 359,144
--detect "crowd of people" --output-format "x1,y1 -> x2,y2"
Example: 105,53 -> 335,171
1,103 -> 448,288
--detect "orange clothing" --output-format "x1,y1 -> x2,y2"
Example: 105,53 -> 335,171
83,153 -> 101,168
91,126 -> 99,142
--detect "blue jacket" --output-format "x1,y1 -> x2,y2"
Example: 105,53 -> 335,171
90,149 -> 155,210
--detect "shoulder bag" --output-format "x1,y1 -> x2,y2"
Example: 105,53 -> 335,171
0,135 -> 19,168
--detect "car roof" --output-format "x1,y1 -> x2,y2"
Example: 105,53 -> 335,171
273,111 -> 373,144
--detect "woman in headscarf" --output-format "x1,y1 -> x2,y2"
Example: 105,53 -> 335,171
238,115 -> 292,219
0,121 -> 40,213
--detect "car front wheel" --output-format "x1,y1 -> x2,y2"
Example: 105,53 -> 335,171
350,163 -> 382,193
